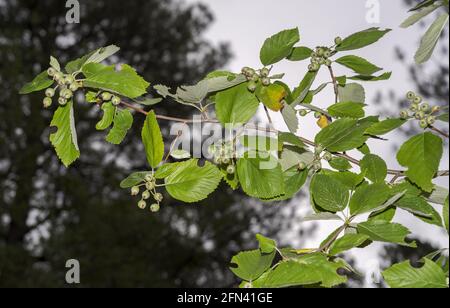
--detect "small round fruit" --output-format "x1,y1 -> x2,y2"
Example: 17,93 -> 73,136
299,109 -> 308,117
47,67 -> 56,77
316,47 -> 325,56
420,103 -> 429,112
137,200 -> 147,209
318,58 -> 326,65
298,162 -> 307,170
334,37 -> 342,45
260,68 -> 270,77
314,111 -> 322,119
414,111 -> 425,120
241,67 -> 250,75
409,104 -> 418,112
419,119 -> 428,129
406,91 -> 415,101
144,174 -> 154,182
101,92 -> 112,101
54,72 -> 63,81
247,81 -> 257,92
325,59 -> 332,66
154,193 -> 163,202
226,165 -> 235,175
313,161 -> 322,171
323,152 -> 333,161
400,110 -> 409,119
431,106 -> 441,113
45,88 -> 55,98
69,83 -> 79,92
222,158 -> 230,165
62,89 -> 73,99
150,203 -> 160,213
131,186 -> 140,196
58,97 -> 67,106
252,74 -> 260,82
111,96 -> 121,106
413,96 -> 422,104
324,51 -> 331,58
43,97 -> 52,108
261,77 -> 270,86
427,116 -> 436,125
214,156 -> 222,165
145,181 -> 155,190
65,75 -> 75,85
247,68 -> 256,77
142,190 -> 151,200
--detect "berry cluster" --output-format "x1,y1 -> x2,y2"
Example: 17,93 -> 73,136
241,67 -> 271,92
210,142 -> 236,175
400,91 -> 440,129
99,91 -> 121,106
297,145 -> 332,173
130,174 -> 163,213
308,46 -> 335,72
44,67 -> 82,108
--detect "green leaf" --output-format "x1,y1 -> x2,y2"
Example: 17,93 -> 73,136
255,83 -> 286,112
383,259 -> 447,288
170,150 -> 191,160
310,174 -> 349,212
329,234 -> 370,256
365,118 -> 407,135
230,249 -> 275,281
281,104 -> 299,133
256,234 -> 277,254
327,102 -> 365,119
278,132 -> 305,148
49,56 -> 61,71
357,221 -> 415,247
83,63 -> 149,98
65,45 -> 120,74
142,111 -> 164,168
395,195 -> 443,226
409,0 -> 438,12
134,97 -> 163,106
287,46 -> 313,61
424,185 -> 449,205
19,71 -> 54,94
360,154 -> 387,183
335,55 -> 382,75
336,28 -> 391,51
415,13 -> 449,64
444,195 -> 449,232
349,183 -> 390,215
120,171 -> 151,188
260,28 -> 300,66
301,212 -> 342,222
315,118 -> 369,152
321,170 -> 365,190
401,3 -> 440,28
271,167 -> 308,201
95,102 -> 116,130
348,72 -> 392,81
251,253 -> 347,288
291,71 -> 317,105
397,132 -> 443,192
215,83 -> 259,127
338,83 -> 365,103
49,101 -> 80,167
105,109 -> 133,145
329,157 -> 352,171
240,135 -> 278,152
437,112 -> 449,123
164,159 -> 222,203
237,152 -> 285,199
279,146 -> 314,172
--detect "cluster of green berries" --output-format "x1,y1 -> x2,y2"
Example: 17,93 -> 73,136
44,67 -> 82,108
400,91 -> 440,129
214,153 -> 236,175
130,173 -> 163,213
241,66 -> 271,92
210,143 -> 236,175
298,109 -> 324,119
308,45 -> 336,72
99,91 -> 121,106
297,145 -> 329,173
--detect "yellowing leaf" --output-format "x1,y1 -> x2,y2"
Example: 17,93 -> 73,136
256,84 -> 286,111
317,115 -> 330,128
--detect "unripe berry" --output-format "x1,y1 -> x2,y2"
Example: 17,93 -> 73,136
58,97 -> 67,106
101,92 -> 112,101
247,68 -> 256,77
314,111 -> 322,119
69,83 -> 79,92
323,152 -> 333,161
62,89 -> 73,99
43,97 -> 52,108
222,158 -> 230,165
45,88 -> 55,98
299,109 -> 308,117
324,51 -> 331,58
409,104 -> 419,112
431,106 -> 441,113
400,110 -> 409,119
226,165 -> 235,175
427,116 -> 436,125
154,193 -> 163,202
260,68 -> 270,77
298,162 -> 307,170
420,103 -> 429,112
325,59 -> 332,66
47,67 -> 56,77
419,119 -> 428,129
111,96 -> 121,106
414,111 -> 425,120
316,47 -> 325,57
131,186 -> 140,196
138,200 -> 147,209
241,67 -> 251,75
54,72 -> 63,81
150,203 -> 160,213
142,190 -> 151,200
413,96 -> 422,104
313,161 -> 322,171
247,81 -> 257,92
261,77 -> 270,86
65,75 -> 75,85
144,174 -> 154,182
214,156 -> 222,165
252,74 -> 260,82
406,91 -> 415,101
145,181 -> 155,190
334,37 -> 342,45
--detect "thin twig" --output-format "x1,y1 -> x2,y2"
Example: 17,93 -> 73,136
327,65 -> 339,104
430,125 -> 449,139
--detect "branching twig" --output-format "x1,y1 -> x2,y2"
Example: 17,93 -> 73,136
327,65 -> 339,104
430,125 -> 449,139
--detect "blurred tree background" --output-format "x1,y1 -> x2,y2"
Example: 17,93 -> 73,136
0,0 -> 312,287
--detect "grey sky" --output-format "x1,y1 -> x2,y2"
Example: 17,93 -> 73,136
186,0 -> 449,283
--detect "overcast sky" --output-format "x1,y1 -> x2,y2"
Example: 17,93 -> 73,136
187,0 -> 449,283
